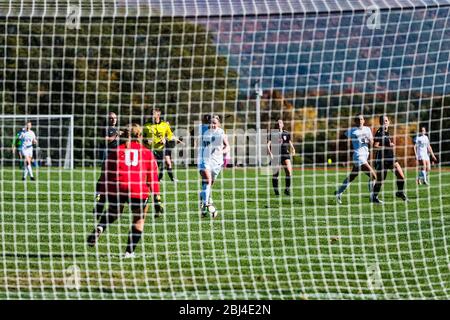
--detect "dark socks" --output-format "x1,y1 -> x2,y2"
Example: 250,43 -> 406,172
272,172 -> 280,195
397,179 -> 405,192
126,226 -> 143,254
286,175 -> 292,190
167,167 -> 174,181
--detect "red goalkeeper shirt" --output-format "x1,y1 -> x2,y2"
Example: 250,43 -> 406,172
100,141 -> 160,199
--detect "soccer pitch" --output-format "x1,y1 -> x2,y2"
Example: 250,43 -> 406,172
0,167 -> 449,299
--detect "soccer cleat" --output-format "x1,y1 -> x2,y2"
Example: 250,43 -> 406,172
284,189 -> 291,196
30,176 -> 35,181
87,226 -> 103,247
22,177 -> 26,181
124,252 -> 136,259
423,180 -> 429,185
274,190 -> 280,196
172,178 -> 179,183
153,194 -> 164,218
370,195 -> 383,204
335,191 -> 342,205
395,192 -> 408,202
416,178 -> 422,185
201,204 -> 209,218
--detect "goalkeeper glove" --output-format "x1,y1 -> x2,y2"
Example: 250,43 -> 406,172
154,194 -> 164,217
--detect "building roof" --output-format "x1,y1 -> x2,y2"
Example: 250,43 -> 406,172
1,0 -> 450,18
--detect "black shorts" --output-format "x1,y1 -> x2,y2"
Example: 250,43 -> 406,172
164,148 -> 172,157
271,154 -> 291,166
152,150 -> 164,161
107,193 -> 149,215
280,154 -> 291,163
375,158 -> 396,171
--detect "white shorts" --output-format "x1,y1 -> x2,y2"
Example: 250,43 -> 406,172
417,153 -> 430,161
21,147 -> 33,158
353,152 -> 369,167
198,161 -> 223,180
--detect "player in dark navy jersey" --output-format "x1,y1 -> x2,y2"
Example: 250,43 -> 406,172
268,119 -> 296,196
371,115 -> 408,203
94,112 -> 123,219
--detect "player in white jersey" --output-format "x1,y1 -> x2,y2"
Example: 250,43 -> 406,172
414,127 -> 437,185
335,114 -> 377,204
197,115 -> 230,218
19,121 -> 38,181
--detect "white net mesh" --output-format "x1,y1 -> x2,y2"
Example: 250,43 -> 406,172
0,0 -> 449,299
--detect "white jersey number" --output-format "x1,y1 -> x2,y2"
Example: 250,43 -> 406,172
125,149 -> 139,167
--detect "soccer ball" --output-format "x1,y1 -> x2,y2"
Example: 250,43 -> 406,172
207,204 -> 218,218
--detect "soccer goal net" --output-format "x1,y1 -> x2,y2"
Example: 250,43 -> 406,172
0,0 -> 449,300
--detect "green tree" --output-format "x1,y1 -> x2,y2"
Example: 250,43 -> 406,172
0,16 -> 238,165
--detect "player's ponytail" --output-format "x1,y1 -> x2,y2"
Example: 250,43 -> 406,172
123,123 -> 142,146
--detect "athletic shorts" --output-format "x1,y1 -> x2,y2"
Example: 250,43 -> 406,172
375,157 -> 396,171
417,153 -> 430,161
352,152 -> 369,167
280,154 -> 291,163
271,153 -> 291,166
21,147 -> 33,157
152,150 -> 164,162
164,148 -> 172,157
107,193 -> 149,216
198,161 -> 222,180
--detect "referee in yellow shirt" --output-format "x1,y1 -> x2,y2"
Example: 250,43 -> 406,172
143,108 -> 174,181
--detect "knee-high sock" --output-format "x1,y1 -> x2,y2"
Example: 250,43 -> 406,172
285,175 -> 292,190
126,226 -> 143,254
200,182 -> 211,205
397,177 -> 405,192
27,165 -> 33,178
422,170 -> 427,182
373,170 -> 387,197
272,172 -> 280,193
167,167 -> 174,181
337,178 -> 350,194
23,165 -> 28,178
158,161 -> 164,181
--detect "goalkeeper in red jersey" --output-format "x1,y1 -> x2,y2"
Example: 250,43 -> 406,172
87,123 -> 163,258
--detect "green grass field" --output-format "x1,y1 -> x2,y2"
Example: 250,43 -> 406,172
0,167 -> 449,299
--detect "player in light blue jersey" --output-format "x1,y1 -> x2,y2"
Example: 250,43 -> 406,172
197,115 -> 230,218
335,114 -> 377,204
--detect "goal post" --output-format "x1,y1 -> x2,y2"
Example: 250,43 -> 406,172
0,114 -> 74,169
